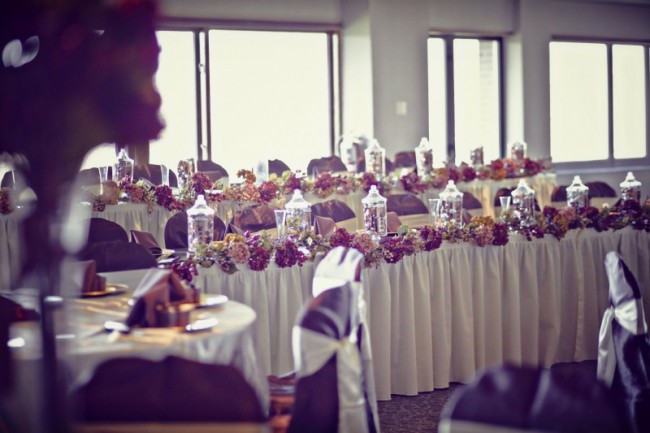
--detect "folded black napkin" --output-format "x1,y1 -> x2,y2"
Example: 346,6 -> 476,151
126,268 -> 189,328
60,259 -> 106,296
131,230 -> 163,256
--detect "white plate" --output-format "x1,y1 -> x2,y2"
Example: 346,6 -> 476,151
197,294 -> 228,309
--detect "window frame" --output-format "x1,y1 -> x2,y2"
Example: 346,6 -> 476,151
427,33 -> 506,164
549,37 -> 650,173
153,18 -> 341,167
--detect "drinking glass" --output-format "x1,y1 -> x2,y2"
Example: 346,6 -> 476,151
160,164 -> 170,186
499,196 -> 511,220
429,198 -> 441,226
98,166 -> 108,194
274,209 -> 287,240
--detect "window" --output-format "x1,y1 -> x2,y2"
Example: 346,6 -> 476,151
428,36 -> 503,166
208,30 -> 332,176
549,41 -> 648,165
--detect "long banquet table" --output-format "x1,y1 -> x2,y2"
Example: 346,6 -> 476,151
195,227 -> 649,400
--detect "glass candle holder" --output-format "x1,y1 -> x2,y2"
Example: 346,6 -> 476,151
439,180 -> 464,227
620,171 -> 641,202
364,138 -> 386,178
511,179 -> 536,226
566,175 -> 589,209
415,137 -> 434,177
362,185 -> 388,239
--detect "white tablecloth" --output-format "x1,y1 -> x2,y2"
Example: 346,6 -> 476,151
197,227 -> 649,400
8,268 -> 268,412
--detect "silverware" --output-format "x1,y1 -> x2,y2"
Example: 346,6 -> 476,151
184,318 -> 218,333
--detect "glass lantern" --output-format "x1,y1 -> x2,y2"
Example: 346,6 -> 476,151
113,148 -> 134,182
285,189 -> 312,233
510,140 -> 526,160
338,133 -> 366,173
362,185 -> 387,239
364,138 -> 386,177
511,179 -> 536,226
470,147 -> 484,168
187,194 -> 214,255
566,175 -> 589,209
439,180 -> 464,227
620,171 -> 641,202
415,137 -> 434,177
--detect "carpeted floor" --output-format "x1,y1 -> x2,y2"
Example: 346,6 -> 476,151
377,360 -> 598,432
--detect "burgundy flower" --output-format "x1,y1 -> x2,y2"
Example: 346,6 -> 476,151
259,181 -> 279,204
379,237 -> 404,264
492,223 -> 509,246
419,225 -> 442,251
247,246 -> 271,271
460,163 -> 477,182
329,227 -> 354,248
274,239 -> 307,268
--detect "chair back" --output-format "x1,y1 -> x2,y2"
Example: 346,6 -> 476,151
132,164 -> 178,187
268,159 -> 291,177
230,204 -> 279,233
586,181 -> 618,208
87,218 -> 129,244
393,151 -> 416,168
76,241 -> 157,272
197,160 -> 229,181
386,194 -> 428,216
289,283 -> 375,433
164,212 -> 226,249
72,355 -> 266,423
311,200 -> 356,223
307,156 -> 347,176
550,185 -> 568,208
597,252 -> 650,433
462,192 -> 483,217
439,364 -> 628,433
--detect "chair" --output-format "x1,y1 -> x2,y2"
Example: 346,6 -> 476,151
462,192 -> 483,217
76,241 -> 157,272
550,185 -> 568,208
268,159 -> 291,177
77,168 -> 102,186
164,212 -> 227,250
71,355 -> 268,431
87,218 -> 129,245
311,200 -> 356,223
597,251 -> 650,433
288,281 -> 377,433
230,204 -> 279,234
439,364 -> 628,433
132,163 -> 178,187
393,151 -> 416,169
197,160 -> 228,182
386,194 -> 429,228
306,156 -> 347,177
586,181 -> 618,209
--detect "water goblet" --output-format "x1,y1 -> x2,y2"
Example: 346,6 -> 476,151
160,164 -> 170,186
499,196 -> 511,220
274,209 -> 287,240
429,198 -> 441,226
98,166 -> 108,194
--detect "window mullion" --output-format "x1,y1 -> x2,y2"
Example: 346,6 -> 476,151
202,30 -> 212,162
445,37 -> 455,164
607,43 -> 614,165
194,30 -> 204,162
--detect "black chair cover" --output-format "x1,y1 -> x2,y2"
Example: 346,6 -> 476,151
311,200 -> 356,223
269,159 -> 291,177
196,160 -> 228,181
230,204 -> 279,233
71,355 -> 266,423
463,192 -> 483,210
289,284 -> 371,433
386,194 -> 428,216
164,212 -> 226,249
393,151 -> 416,168
586,181 -> 617,198
87,218 -> 129,244
132,163 -> 178,187
76,241 -> 157,272
440,364 -> 629,433
600,252 -> 650,433
551,185 -> 568,202
307,156 -> 347,176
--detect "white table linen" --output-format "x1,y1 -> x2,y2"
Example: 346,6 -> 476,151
198,227 -> 648,401
9,268 -> 268,411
